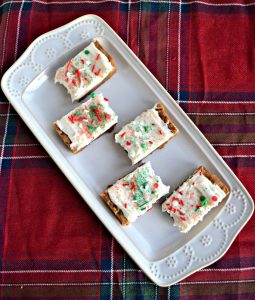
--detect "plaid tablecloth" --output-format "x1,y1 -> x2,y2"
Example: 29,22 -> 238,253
1,1 -> 255,299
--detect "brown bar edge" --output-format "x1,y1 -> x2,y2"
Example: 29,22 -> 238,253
100,191 -> 130,226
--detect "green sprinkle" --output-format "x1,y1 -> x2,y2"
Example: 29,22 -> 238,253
142,182 -> 148,189
90,92 -> 95,98
84,50 -> 90,55
200,196 -> 208,207
151,123 -> 155,126
87,125 -> 96,132
201,199 -> 208,207
151,190 -> 155,195
90,105 -> 98,110
143,126 -> 149,133
133,195 -> 137,200
141,143 -> 146,149
195,207 -> 200,212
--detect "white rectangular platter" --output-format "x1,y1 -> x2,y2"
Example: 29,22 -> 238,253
1,15 -> 254,287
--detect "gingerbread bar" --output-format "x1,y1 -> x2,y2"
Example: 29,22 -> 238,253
55,40 -> 116,102
115,103 -> 179,165
101,162 -> 170,225
54,93 -> 118,153
162,166 -> 230,233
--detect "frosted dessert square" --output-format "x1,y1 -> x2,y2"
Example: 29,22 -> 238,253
101,162 -> 170,225
162,166 -> 230,233
54,93 -> 118,153
115,103 -> 179,165
55,40 -> 116,102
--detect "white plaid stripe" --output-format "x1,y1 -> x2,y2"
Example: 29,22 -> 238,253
168,286 -> 171,299
0,1 -> 13,176
0,279 -> 255,287
110,237 -> 114,300
166,0 -> 171,91
0,105 -> 10,175
14,0 -> 25,60
137,0 -> 142,55
0,2 -> 12,74
123,253 -> 126,297
1,266 -> 254,273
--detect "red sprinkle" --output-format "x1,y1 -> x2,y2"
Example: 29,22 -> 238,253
65,78 -> 69,82
153,183 -> 159,189
122,183 -> 129,187
77,117 -> 87,122
65,60 -> 72,75
177,209 -> 184,216
212,196 -> 218,202
124,203 -> 127,208
192,182 -> 195,186
159,129 -> 163,135
93,108 -> 102,122
126,141 -> 131,146
68,115 -> 87,123
68,115 -> 75,123
73,70 -> 81,85
172,196 -> 179,201
149,141 -> 153,144
180,217 -> 186,221
81,59 -> 85,64
84,76 -> 89,83
147,207 -> 153,212
178,191 -> 183,195
96,115 -> 103,123
105,113 -> 111,120
131,182 -> 136,191
95,68 -> 101,76
179,200 -> 184,206
104,97 -> 109,102
96,54 -> 100,61
169,206 -> 177,213
72,79 -> 77,86
120,132 -> 126,138
91,64 -> 95,73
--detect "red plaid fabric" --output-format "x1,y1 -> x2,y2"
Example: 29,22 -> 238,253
0,1 -> 255,298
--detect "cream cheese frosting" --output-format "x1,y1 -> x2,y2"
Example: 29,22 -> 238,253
107,162 -> 170,223
55,93 -> 118,152
162,169 -> 227,233
55,42 -> 114,102
115,105 -> 174,165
